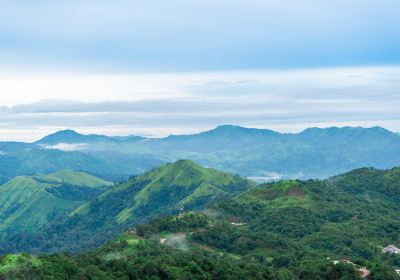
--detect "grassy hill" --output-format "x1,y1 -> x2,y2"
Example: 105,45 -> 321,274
0,160 -> 255,253
72,159 -> 253,221
0,170 -> 112,233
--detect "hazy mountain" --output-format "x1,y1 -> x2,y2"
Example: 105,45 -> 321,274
153,125 -> 282,152
1,125 -> 400,182
0,141 -> 163,184
36,129 -> 144,145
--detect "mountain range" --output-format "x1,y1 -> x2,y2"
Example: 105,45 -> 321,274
0,125 -> 399,183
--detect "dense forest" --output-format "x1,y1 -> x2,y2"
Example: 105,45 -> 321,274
1,166 -> 400,279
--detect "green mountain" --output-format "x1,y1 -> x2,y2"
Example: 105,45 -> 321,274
0,170 -> 112,233
2,166 -> 400,279
0,160 -> 255,253
73,159 -> 253,221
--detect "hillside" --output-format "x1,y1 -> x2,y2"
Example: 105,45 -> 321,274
2,166 -> 400,279
0,160 -> 255,253
0,170 -> 112,233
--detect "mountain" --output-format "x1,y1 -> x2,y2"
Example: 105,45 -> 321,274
72,159 -> 254,221
0,141 -> 163,184
33,125 -> 400,179
0,160 -> 255,253
0,170 -> 112,233
2,166 -> 400,279
154,125 -> 281,152
1,125 -> 400,183
36,129 -> 143,145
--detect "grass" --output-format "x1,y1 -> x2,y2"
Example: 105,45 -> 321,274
101,160 -> 254,224
0,170 -> 112,231
235,180 -> 313,208
116,207 -> 133,223
35,169 -> 113,187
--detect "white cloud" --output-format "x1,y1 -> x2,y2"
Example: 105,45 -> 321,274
41,143 -> 88,152
0,67 -> 399,141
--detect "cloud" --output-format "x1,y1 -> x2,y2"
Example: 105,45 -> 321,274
42,143 -> 88,152
0,67 -> 399,141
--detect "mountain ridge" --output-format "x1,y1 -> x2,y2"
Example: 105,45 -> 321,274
35,125 -> 399,142
0,125 -> 399,183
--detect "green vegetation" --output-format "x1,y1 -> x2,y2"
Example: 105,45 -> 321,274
1,163 -> 400,279
0,160 -> 254,253
0,231 -> 276,279
235,180 -> 314,208
0,170 -> 112,233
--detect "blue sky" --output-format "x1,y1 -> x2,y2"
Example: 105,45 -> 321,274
1,0 -> 400,71
0,1 -> 399,140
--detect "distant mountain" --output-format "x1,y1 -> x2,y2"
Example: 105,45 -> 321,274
36,129 -> 143,145
149,125 -> 400,179
1,125 -> 400,181
0,141 -> 163,184
2,160 -> 255,253
0,170 -> 112,233
155,125 -> 281,152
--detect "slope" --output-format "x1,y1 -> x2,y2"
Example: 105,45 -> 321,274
0,170 -> 112,233
2,166 -> 400,279
2,160 -> 255,253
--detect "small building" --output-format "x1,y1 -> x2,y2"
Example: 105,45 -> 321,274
357,267 -> 371,279
395,268 -> 400,275
382,245 -> 400,254
332,258 -> 370,279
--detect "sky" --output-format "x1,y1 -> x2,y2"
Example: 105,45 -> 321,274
0,1 -> 399,141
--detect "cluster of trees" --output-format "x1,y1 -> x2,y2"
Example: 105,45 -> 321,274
1,238 -> 276,279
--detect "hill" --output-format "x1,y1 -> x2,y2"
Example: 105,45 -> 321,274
0,170 -> 112,233
2,166 -> 400,279
0,160 -> 255,253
